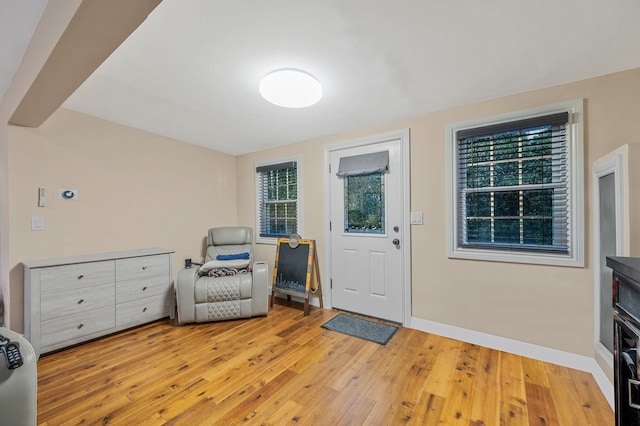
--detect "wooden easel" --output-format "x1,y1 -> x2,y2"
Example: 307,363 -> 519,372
270,238 -> 323,316
305,248 -> 323,316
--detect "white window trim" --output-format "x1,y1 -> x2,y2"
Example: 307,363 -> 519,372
446,100 -> 584,267
255,155 -> 303,245
592,146 -> 629,372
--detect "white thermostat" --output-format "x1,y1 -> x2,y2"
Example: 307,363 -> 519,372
58,189 -> 79,200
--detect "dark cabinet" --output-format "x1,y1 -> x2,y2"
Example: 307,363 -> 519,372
608,256 -> 640,426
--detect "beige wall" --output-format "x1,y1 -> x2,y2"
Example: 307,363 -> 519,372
4,66 -> 640,358
7,108 -> 237,332
237,67 -> 640,358
0,0 -> 84,329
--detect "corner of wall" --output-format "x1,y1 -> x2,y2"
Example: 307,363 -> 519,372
0,123 -> 8,327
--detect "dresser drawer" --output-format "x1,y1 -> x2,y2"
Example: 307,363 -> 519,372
25,248 -> 173,357
41,283 -> 115,321
116,255 -> 170,282
116,294 -> 168,327
40,305 -> 115,348
116,275 -> 170,304
40,261 -> 115,292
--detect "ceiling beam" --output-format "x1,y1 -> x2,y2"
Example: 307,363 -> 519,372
9,0 -> 162,127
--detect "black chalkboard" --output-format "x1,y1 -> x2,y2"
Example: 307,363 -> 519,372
272,238 -> 314,297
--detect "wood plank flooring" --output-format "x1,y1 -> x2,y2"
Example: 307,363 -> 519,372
36,301 -> 613,425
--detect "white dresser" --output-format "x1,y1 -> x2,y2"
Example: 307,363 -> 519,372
24,248 -> 174,357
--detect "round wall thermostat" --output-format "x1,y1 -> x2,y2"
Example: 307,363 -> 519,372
288,233 -> 301,248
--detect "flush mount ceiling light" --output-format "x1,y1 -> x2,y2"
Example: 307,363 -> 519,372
259,69 -> 322,108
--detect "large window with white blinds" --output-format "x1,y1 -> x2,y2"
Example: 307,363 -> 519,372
447,101 -> 584,266
255,158 -> 302,243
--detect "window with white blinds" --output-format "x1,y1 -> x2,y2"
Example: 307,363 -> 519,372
447,101 -> 584,266
255,159 -> 301,242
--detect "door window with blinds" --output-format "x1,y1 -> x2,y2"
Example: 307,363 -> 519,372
447,101 -> 584,266
336,151 -> 389,234
255,158 -> 301,243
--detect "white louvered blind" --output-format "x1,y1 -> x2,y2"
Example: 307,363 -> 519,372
256,161 -> 298,239
455,112 -> 570,254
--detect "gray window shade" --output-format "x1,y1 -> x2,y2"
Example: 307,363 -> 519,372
256,161 -> 296,174
336,151 -> 389,177
457,112 -> 568,140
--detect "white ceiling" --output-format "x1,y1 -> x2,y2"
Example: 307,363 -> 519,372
5,1 -> 640,155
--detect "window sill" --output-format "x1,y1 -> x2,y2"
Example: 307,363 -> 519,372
256,237 -> 280,245
448,247 -> 584,267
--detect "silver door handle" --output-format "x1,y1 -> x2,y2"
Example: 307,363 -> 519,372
392,239 -> 400,246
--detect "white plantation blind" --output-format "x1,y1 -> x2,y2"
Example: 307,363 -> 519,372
256,161 -> 298,239
455,112 -> 570,254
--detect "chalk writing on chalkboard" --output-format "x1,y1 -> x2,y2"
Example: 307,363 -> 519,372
272,238 -> 314,297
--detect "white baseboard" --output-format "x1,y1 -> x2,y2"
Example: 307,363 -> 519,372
410,316 -> 614,410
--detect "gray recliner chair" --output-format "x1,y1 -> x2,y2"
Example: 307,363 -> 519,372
175,227 -> 269,324
0,327 -> 37,425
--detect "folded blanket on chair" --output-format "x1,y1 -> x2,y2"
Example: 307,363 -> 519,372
207,265 -> 252,277
216,252 -> 250,260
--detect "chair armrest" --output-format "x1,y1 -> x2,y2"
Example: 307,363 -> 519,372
0,328 -> 37,425
251,261 -> 269,315
175,266 -> 200,324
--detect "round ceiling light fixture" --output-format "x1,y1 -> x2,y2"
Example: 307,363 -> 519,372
259,69 -> 322,108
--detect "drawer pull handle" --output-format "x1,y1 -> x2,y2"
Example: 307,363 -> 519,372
142,266 -> 148,270
143,307 -> 148,312
77,299 -> 84,304
77,275 -> 84,280
142,286 -> 148,291
77,323 -> 84,329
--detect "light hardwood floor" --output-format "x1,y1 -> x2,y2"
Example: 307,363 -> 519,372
36,301 -> 613,425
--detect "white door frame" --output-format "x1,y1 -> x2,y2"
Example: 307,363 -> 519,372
592,146 -> 629,370
323,129 -> 412,326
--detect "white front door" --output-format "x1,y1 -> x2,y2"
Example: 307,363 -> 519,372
329,138 -> 405,323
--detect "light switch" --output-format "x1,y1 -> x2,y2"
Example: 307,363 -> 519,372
410,211 -> 423,225
31,216 -> 45,231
